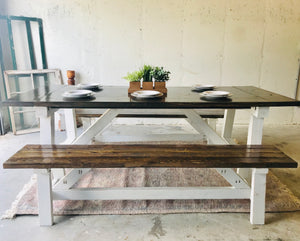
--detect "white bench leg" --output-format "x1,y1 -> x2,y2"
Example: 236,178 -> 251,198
250,168 -> 268,225
36,169 -> 53,226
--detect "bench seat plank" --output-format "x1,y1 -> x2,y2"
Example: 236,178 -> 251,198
3,144 -> 297,169
75,109 -> 226,119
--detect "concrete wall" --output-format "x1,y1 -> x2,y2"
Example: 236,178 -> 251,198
4,0 -> 300,124
0,0 -> 7,15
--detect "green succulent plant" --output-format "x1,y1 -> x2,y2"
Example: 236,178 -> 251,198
142,65 -> 153,82
124,65 -> 170,82
150,67 -> 170,82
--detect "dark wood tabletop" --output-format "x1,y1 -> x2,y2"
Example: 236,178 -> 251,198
2,85 -> 300,109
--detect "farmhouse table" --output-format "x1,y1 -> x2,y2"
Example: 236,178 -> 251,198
2,85 -> 300,226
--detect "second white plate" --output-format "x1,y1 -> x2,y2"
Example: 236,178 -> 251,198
132,90 -> 161,97
131,91 -> 163,99
62,90 -> 94,98
201,90 -> 232,100
192,84 -> 215,91
77,83 -> 103,90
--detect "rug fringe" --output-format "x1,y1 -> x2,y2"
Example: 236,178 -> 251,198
267,172 -> 300,209
1,174 -> 37,219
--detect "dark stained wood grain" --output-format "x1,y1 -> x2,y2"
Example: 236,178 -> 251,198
3,144 -> 298,169
75,109 -> 226,119
2,85 -> 300,109
76,112 -> 225,119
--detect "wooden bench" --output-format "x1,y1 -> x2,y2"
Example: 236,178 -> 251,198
3,144 -> 297,226
75,109 -> 226,119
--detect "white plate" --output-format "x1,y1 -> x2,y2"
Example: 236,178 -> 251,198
77,83 -> 102,90
131,91 -> 163,99
62,90 -> 94,98
192,84 -> 215,91
132,90 -> 162,97
201,90 -> 232,100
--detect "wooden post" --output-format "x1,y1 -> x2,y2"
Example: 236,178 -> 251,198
238,107 -> 269,181
63,109 -> 77,144
35,107 -> 64,181
250,168 -> 268,224
36,169 -> 53,226
222,109 -> 236,140
35,107 -> 55,145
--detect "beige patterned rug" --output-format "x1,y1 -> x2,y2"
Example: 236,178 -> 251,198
3,168 -> 300,218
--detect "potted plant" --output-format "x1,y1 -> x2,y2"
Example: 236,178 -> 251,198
141,65 -> 153,89
123,70 -> 143,93
151,66 -> 170,92
124,65 -> 170,93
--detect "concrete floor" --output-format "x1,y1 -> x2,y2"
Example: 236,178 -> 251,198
0,121 -> 300,241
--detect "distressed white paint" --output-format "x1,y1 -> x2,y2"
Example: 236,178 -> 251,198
72,109 -> 119,144
34,107 -> 56,144
4,0 -> 300,124
35,107 -> 65,181
32,164 -> 266,226
238,107 -> 269,181
75,108 -> 225,117
216,168 -> 249,189
222,109 -> 235,139
54,168 -> 90,190
35,169 -> 53,226
63,109 -> 77,144
247,107 -> 269,144
183,109 -> 228,144
250,168 -> 269,225
52,187 -> 251,201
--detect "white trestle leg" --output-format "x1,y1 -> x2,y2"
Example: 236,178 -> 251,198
35,107 -> 56,145
54,168 -> 90,190
73,109 -> 120,144
222,109 -> 235,141
55,109 -> 121,190
35,107 -> 65,181
36,169 -> 53,226
63,109 -> 77,144
250,168 -> 268,225
238,107 -> 269,181
81,117 -> 92,131
207,118 -> 217,131
183,109 -> 227,145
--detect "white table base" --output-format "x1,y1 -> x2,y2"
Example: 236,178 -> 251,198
34,107 -> 269,226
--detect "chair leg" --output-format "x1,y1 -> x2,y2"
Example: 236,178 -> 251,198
36,169 -> 54,226
250,168 -> 268,225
